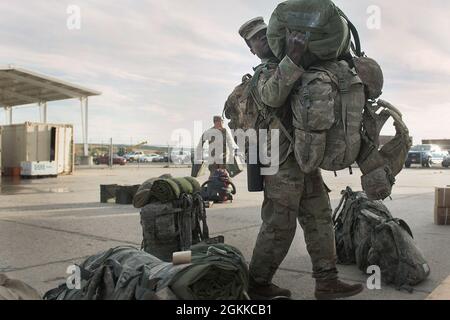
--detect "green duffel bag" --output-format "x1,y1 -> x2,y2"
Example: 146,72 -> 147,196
267,0 -> 360,65
44,244 -> 248,301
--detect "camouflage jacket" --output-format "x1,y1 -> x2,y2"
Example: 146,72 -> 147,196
251,55 -> 304,166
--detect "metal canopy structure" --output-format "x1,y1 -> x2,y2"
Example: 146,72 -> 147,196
0,67 -> 101,156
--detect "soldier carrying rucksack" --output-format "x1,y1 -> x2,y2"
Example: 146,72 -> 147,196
226,0 -> 412,300
235,14 -> 364,300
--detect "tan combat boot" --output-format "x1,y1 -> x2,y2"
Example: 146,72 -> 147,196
248,277 -> 292,300
315,279 -> 364,300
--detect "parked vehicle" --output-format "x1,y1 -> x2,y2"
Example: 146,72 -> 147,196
94,154 -> 127,166
152,153 -> 169,163
124,151 -> 145,162
170,149 -> 192,165
141,154 -> 164,163
443,155 -> 450,168
405,145 -> 448,168
123,152 -> 136,161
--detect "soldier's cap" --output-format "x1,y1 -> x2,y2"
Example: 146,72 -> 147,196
213,116 -> 223,123
239,17 -> 267,41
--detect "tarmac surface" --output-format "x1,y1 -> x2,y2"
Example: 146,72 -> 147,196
1,164 -> 449,300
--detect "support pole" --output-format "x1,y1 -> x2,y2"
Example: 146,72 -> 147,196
109,138 -> 113,168
5,107 -> 12,125
80,97 -> 89,157
39,102 -> 48,123
85,97 -> 89,157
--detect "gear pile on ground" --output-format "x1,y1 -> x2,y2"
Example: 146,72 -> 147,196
333,187 -> 431,291
44,244 -> 249,300
134,174 -> 222,261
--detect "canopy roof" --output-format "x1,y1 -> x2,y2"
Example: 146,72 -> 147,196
0,67 -> 101,108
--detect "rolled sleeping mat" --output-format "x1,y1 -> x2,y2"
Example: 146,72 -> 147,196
150,179 -> 181,203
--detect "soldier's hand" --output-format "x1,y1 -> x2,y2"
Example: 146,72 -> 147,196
286,30 -> 308,67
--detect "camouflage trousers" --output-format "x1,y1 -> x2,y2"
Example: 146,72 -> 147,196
249,154 -> 338,284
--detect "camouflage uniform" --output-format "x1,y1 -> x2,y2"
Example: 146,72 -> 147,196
240,20 -> 339,284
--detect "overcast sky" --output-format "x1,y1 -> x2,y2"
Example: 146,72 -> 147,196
0,0 -> 449,146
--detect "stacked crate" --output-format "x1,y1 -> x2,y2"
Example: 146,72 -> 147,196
435,187 -> 450,225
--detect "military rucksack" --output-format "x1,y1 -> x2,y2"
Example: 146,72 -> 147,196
333,188 -> 431,291
140,193 -> 222,262
223,74 -> 258,131
291,59 -> 366,174
267,0 -> 358,68
285,17 -> 411,200
356,98 -> 412,200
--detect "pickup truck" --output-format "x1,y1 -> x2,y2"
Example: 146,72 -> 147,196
405,144 -> 448,168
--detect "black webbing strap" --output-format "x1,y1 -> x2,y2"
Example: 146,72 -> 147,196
336,7 -> 362,57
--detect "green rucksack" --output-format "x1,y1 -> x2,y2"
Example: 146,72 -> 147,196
333,188 -> 431,291
140,193 -> 217,262
267,0 -> 358,67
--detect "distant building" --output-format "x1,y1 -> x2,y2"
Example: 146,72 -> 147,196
422,139 -> 450,152
379,135 -> 414,148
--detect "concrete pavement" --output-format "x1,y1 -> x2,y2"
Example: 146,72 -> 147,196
1,165 -> 449,300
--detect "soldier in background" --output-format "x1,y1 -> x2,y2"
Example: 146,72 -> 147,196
196,116 -> 238,176
238,17 -> 363,300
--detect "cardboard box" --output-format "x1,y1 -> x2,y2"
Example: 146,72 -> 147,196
435,187 -> 450,208
435,207 -> 450,226
427,275 -> 450,300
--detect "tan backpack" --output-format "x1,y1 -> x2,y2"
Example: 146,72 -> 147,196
223,74 -> 258,131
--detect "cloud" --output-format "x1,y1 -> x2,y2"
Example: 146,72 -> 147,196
0,0 -> 448,145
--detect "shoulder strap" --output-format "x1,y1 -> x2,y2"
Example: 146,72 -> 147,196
377,99 -> 408,134
336,62 -> 352,137
249,66 -> 268,115
192,193 -> 209,243
336,7 -> 362,57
